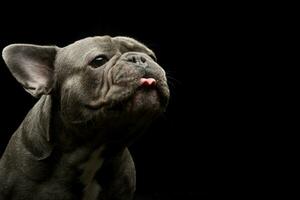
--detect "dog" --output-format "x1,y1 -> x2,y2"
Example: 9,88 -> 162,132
0,36 -> 169,200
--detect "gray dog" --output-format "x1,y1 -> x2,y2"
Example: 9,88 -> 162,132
0,36 -> 169,200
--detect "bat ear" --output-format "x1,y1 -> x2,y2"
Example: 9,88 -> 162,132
2,44 -> 59,98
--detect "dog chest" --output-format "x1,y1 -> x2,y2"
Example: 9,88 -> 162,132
78,146 -> 105,200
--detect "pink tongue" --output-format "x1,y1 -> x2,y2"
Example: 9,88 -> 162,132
140,78 -> 157,86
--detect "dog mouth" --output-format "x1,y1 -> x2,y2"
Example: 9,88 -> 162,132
126,79 -> 161,111
85,77 -> 168,113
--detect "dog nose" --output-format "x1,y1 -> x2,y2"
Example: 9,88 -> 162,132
126,54 -> 148,67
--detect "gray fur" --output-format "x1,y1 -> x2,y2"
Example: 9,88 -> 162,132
0,36 -> 169,200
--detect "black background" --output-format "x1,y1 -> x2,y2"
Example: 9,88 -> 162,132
0,3 -> 268,199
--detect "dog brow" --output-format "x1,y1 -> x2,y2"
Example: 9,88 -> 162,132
112,36 -> 156,58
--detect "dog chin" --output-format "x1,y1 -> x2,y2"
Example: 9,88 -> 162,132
128,88 -> 161,113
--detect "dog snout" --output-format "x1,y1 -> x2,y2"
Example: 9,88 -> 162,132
125,53 -> 149,68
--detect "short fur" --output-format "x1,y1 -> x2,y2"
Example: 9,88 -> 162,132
0,36 -> 169,200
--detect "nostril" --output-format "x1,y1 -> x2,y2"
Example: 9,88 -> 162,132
127,55 -> 136,63
127,55 -> 147,65
132,56 -> 136,63
140,56 -> 146,63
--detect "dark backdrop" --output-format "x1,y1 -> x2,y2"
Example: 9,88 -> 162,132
0,5 -> 261,199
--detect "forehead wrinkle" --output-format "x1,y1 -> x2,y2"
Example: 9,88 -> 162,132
56,37 -> 116,70
112,37 -> 155,56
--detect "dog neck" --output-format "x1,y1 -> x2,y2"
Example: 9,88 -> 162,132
19,95 -> 127,196
22,94 -> 144,157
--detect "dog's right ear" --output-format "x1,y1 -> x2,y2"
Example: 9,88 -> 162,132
2,44 -> 59,98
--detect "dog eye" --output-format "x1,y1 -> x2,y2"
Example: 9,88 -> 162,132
89,55 -> 108,68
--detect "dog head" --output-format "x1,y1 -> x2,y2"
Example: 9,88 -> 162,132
2,36 -> 169,141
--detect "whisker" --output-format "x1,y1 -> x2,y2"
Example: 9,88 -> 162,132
166,81 -> 176,91
164,69 -> 177,75
165,70 -> 181,85
167,75 -> 182,85
166,75 -> 181,92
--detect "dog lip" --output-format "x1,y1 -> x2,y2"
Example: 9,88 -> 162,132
85,100 -> 109,110
85,80 -> 167,111
85,104 -> 103,110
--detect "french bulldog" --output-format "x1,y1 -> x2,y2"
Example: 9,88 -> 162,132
0,36 -> 169,200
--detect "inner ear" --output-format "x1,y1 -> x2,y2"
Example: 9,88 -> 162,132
2,44 -> 59,97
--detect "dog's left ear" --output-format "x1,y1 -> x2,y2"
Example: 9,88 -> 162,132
2,44 -> 59,98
